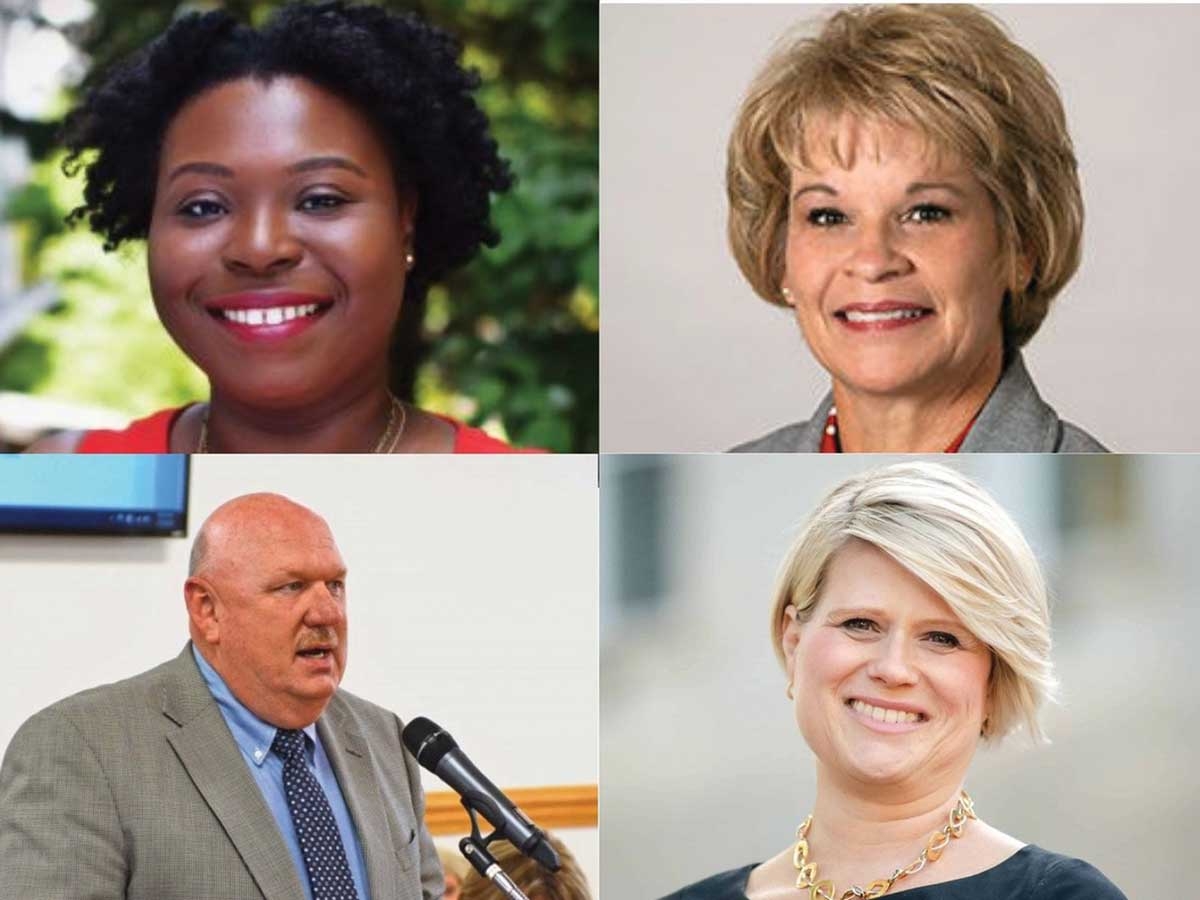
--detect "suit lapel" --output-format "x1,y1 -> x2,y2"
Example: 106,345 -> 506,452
961,352 -> 1060,452
161,646 -> 306,900
319,695 -> 398,899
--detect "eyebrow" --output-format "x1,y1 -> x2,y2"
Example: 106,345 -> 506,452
166,156 -> 369,183
823,606 -> 967,631
791,180 -> 968,203
792,183 -> 837,202
287,156 -> 369,178
906,181 -> 966,198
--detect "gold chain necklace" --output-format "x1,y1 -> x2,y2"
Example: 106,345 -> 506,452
196,394 -> 407,453
793,790 -> 977,900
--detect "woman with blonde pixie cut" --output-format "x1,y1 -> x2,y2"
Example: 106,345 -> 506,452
728,5 -> 1105,453
664,463 -> 1126,900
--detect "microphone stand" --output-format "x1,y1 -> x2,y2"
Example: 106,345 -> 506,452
458,803 -> 532,900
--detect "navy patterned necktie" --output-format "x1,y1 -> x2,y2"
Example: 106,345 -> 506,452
271,729 -> 361,900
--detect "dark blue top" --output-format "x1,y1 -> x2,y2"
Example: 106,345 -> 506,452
661,845 -> 1127,899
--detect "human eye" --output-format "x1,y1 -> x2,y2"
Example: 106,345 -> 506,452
275,580 -> 304,594
903,203 -> 951,225
176,197 -> 226,220
925,631 -> 962,648
806,207 -> 848,227
839,617 -> 878,634
326,579 -> 346,595
298,191 -> 349,213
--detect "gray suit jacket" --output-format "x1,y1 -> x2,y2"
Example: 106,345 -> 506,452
0,646 -> 442,900
732,353 -> 1107,453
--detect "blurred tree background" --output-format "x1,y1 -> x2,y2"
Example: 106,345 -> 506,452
0,0 -> 597,451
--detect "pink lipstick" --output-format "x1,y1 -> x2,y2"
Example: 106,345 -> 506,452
203,291 -> 334,342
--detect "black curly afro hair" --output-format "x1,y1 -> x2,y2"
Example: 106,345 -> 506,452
60,1 -> 512,306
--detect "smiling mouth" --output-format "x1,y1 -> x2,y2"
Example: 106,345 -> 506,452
210,302 -> 332,326
847,699 -> 926,724
836,308 -> 932,324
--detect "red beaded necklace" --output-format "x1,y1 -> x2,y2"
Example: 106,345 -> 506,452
819,406 -> 977,453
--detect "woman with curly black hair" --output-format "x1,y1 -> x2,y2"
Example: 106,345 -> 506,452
30,1 -> 522,452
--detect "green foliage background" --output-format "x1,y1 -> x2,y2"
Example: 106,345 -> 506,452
0,0 -> 598,451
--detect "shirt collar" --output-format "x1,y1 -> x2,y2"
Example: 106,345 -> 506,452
191,644 -> 318,767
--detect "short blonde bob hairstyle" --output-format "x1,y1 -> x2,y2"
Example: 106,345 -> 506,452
728,4 -> 1083,348
770,462 -> 1056,741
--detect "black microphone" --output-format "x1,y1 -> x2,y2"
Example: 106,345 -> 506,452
402,717 -> 561,872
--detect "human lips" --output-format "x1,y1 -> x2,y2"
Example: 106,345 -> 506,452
834,301 -> 933,330
846,696 -> 928,731
295,633 -> 339,661
203,290 -> 334,340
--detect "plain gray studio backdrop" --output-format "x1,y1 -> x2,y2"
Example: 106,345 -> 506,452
600,453 -> 1199,899
601,4 -> 1200,452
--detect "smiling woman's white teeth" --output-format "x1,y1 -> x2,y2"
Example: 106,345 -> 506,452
850,699 -> 921,724
221,304 -> 321,325
844,308 -> 926,323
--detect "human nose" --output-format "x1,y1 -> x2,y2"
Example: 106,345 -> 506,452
843,219 -> 912,282
304,583 -> 346,627
221,203 -> 301,276
865,633 -> 919,687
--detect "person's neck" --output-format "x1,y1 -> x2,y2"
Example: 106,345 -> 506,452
803,766 -> 970,889
833,346 -> 1004,453
202,381 -> 397,453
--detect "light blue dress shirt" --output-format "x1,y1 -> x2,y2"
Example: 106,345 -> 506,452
192,646 -> 369,900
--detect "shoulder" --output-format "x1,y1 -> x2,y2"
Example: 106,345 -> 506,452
1013,846 -> 1128,899
1,658 -> 184,789
439,415 -> 542,454
325,687 -> 405,743
730,392 -> 832,452
730,421 -> 815,453
965,354 -> 1106,453
1056,420 -> 1108,453
71,406 -> 190,453
24,429 -> 85,452
11,656 -> 178,739
660,864 -> 754,900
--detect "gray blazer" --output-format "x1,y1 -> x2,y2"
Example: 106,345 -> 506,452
0,646 -> 442,900
732,353 -> 1107,453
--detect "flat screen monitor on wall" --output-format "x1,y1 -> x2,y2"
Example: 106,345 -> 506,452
0,455 -> 189,537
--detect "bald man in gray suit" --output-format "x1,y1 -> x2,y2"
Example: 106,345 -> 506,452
0,494 -> 442,900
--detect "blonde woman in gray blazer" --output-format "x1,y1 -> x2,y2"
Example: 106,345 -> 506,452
727,6 -> 1105,453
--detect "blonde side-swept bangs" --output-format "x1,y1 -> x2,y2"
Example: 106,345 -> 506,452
727,4 -> 1083,349
769,462 -> 1057,743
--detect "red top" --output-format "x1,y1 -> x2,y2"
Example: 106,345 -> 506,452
74,406 -> 535,454
819,407 -> 976,453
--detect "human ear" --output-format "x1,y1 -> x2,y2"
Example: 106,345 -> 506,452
1013,244 -> 1035,292
397,185 -> 419,240
184,577 -> 221,645
781,603 -> 803,663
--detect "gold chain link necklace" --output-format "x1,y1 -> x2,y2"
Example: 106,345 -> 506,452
793,790 -> 977,900
196,394 -> 407,453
